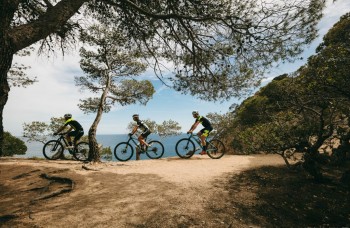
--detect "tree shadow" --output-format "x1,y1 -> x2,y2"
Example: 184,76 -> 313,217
210,165 -> 350,227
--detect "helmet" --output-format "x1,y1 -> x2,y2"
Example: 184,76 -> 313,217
192,110 -> 199,115
64,113 -> 72,118
132,114 -> 139,118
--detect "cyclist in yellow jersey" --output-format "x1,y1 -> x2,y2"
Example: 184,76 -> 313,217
54,114 -> 84,148
187,110 -> 213,155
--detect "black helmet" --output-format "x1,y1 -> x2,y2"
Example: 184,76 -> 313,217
64,113 -> 72,118
192,110 -> 199,115
132,114 -> 139,118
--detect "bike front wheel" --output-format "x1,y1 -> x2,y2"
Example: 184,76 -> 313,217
207,139 -> 225,159
175,139 -> 195,158
73,142 -> 90,161
43,140 -> 64,160
114,142 -> 134,161
145,140 -> 164,159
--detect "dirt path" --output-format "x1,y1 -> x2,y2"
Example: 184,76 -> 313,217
0,154 -> 284,227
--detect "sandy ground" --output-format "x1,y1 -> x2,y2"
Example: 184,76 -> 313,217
0,154 -> 284,227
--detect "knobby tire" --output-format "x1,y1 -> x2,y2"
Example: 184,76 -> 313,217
175,138 -> 195,158
114,142 -> 134,161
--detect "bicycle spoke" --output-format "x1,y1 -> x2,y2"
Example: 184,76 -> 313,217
114,142 -> 133,161
74,142 -> 89,161
175,139 -> 195,158
207,139 -> 225,159
43,140 -> 63,160
145,141 -> 164,159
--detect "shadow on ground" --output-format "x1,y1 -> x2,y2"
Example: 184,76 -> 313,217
208,165 -> 350,227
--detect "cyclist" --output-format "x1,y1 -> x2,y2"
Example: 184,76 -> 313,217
129,114 -> 151,150
187,110 -> 213,155
54,114 -> 84,149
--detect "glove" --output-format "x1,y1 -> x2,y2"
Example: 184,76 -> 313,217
128,133 -> 133,136
187,131 -> 192,134
53,132 -> 58,136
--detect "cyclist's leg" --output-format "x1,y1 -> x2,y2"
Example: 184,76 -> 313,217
73,130 -> 84,147
199,128 -> 211,154
66,131 -> 74,146
198,129 -> 207,147
139,131 -> 151,147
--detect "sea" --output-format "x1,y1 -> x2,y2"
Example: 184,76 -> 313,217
16,134 -> 189,161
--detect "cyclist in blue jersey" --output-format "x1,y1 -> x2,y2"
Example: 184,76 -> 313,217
54,114 -> 84,148
187,110 -> 213,155
129,114 -> 151,150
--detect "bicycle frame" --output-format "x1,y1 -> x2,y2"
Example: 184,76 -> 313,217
126,135 -> 151,150
56,134 -> 71,147
187,133 -> 210,151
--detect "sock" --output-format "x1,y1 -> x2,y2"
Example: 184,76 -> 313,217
203,145 -> 207,151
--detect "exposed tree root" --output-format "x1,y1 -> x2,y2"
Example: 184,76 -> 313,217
30,173 -> 75,201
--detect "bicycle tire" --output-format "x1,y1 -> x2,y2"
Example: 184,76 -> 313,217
114,142 -> 134,161
175,138 -> 196,158
43,140 -> 64,160
207,139 -> 225,159
73,142 -> 90,161
145,140 -> 164,159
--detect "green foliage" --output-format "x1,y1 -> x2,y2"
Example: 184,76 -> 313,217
8,47 -> 37,88
76,25 -> 154,114
100,146 -> 112,161
3,132 -> 27,156
127,119 -> 182,137
23,117 -> 67,143
81,0 -> 327,101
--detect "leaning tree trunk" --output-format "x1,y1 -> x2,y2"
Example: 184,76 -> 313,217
88,75 -> 111,162
0,41 -> 14,157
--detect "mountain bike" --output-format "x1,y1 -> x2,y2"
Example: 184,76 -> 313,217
43,133 -> 90,161
175,133 -> 225,159
114,134 -> 164,161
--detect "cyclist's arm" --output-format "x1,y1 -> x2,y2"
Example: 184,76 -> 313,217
54,125 -> 65,134
131,126 -> 138,134
54,125 -> 72,135
65,126 -> 73,133
188,121 -> 199,133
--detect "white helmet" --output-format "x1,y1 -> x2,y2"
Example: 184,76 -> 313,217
64,113 -> 72,118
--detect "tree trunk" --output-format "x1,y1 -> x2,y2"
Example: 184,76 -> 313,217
88,126 -> 100,162
0,43 -> 14,157
88,74 -> 111,162
0,0 -> 87,156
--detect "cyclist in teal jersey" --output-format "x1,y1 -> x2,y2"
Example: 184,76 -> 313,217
54,114 -> 84,148
187,110 -> 213,155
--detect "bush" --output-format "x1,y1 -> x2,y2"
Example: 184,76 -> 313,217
3,132 -> 27,156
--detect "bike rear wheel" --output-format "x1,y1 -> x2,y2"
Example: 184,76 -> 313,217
175,139 -> 195,158
114,142 -> 134,161
207,139 -> 225,159
145,140 -> 164,159
73,142 -> 90,161
43,140 -> 63,160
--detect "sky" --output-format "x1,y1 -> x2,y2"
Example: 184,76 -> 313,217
4,0 -> 350,136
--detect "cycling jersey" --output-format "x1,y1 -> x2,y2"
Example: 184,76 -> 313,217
136,120 -> 150,132
64,118 -> 83,131
195,116 -> 213,130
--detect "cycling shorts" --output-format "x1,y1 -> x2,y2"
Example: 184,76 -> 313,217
200,127 -> 212,137
68,130 -> 84,142
140,129 -> 151,138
